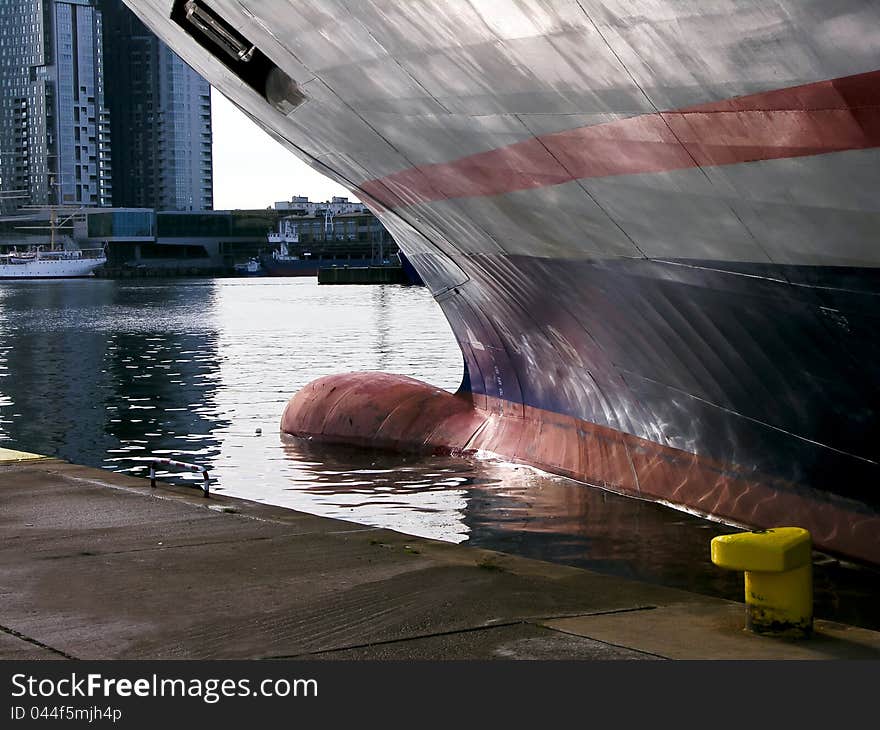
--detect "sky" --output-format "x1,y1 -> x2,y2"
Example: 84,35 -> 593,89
210,88 -> 356,211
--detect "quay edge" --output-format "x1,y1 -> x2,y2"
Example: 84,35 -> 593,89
3,453 -> 880,660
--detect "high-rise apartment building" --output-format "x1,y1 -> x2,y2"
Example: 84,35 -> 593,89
0,1 -> 213,215
100,0 -> 213,211
0,0 -> 113,213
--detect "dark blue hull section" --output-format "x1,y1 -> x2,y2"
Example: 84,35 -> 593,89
429,254 -> 878,519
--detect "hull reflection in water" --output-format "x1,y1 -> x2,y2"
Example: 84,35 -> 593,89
274,437 -> 880,633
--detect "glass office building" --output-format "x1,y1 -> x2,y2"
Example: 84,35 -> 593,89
100,1 -> 213,211
0,0 -> 112,213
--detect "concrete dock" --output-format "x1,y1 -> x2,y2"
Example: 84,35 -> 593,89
2,449 -> 879,661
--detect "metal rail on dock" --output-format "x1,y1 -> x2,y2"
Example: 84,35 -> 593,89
148,458 -> 211,498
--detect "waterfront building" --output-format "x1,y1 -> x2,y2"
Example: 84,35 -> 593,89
67,202 -> 400,277
263,202 -> 401,277
98,0 -> 213,211
0,0 -> 113,214
270,195 -> 396,261
274,196 -> 368,217
272,209 -> 395,251
77,207 -> 281,274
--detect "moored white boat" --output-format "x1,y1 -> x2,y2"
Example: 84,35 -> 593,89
0,247 -> 107,279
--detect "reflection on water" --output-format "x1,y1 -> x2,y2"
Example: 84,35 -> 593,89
273,438 -> 880,630
0,278 -> 877,631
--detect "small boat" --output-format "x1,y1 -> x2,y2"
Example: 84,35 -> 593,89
233,257 -> 263,276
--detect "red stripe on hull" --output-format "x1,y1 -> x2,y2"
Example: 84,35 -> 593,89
361,70 -> 880,206
282,371 -> 880,566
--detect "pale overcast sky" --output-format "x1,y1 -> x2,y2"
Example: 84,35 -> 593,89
210,88 -> 356,211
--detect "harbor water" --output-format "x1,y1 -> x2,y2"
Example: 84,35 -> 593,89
1,277 -> 877,629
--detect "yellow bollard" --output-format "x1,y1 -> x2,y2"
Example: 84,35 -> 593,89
711,527 -> 813,638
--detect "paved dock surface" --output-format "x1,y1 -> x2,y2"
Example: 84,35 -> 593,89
2,451 -> 879,660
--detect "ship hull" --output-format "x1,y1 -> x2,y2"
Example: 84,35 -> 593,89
125,0 -> 880,565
